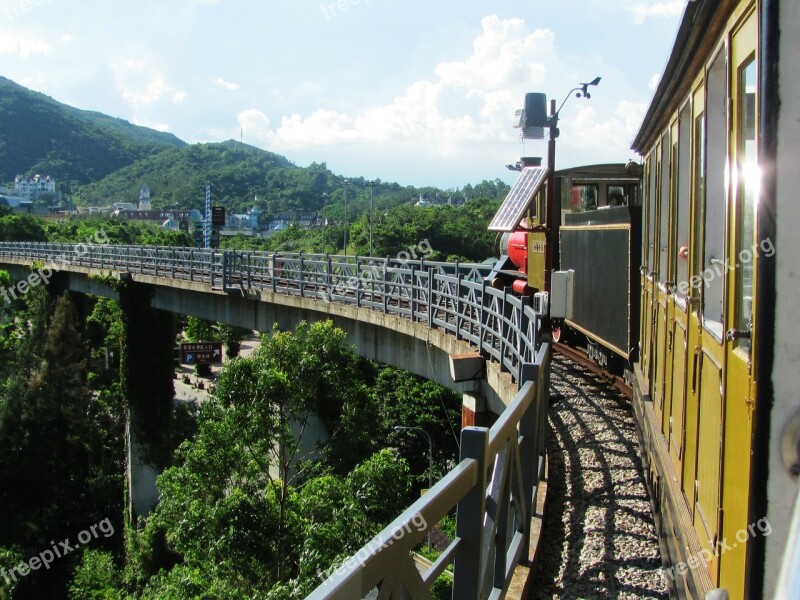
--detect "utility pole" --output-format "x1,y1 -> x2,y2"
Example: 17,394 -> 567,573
343,179 -> 349,255
368,181 -> 375,256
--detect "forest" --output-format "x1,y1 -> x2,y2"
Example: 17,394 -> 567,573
0,211 -> 469,599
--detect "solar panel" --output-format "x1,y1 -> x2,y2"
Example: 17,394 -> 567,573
488,166 -> 549,231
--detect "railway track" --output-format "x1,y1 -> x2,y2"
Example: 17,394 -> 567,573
530,354 -> 667,599
553,342 -> 632,400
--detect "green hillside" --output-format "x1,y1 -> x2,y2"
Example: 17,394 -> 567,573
0,76 -> 185,187
74,140 -> 469,219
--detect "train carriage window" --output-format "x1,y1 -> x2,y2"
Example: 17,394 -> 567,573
647,154 -> 657,273
625,182 -> 639,207
675,105 -> 692,299
571,184 -> 598,212
659,130 -> 671,283
734,58 -> 757,353
647,155 -> 658,273
702,48 -> 727,339
692,113 -> 705,305
608,185 -> 626,206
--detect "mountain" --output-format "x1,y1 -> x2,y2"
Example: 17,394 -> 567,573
77,141 -> 294,211
0,76 -> 185,187
1,78 -> 508,218
74,140 -> 424,217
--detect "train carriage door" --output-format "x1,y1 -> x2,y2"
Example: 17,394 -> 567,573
693,43 -> 727,584
641,153 -> 657,386
661,121 -> 679,441
682,81 -> 705,510
669,103 -> 692,475
719,9 -> 758,597
653,130 -> 672,430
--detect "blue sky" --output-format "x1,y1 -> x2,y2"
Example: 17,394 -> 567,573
0,0 -> 684,188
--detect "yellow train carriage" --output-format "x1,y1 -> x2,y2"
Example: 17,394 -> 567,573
630,0 -> 787,597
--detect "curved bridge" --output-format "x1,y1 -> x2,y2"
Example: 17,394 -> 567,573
0,242 -> 551,600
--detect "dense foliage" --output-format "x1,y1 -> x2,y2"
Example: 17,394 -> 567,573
0,289 -> 126,598
220,196 -> 502,262
0,211 -> 193,248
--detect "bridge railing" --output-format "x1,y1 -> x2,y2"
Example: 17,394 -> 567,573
0,243 -> 550,598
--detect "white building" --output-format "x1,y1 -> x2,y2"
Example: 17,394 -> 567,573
138,185 -> 152,211
13,175 -> 56,200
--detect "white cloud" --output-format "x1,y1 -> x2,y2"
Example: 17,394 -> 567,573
0,30 -> 49,57
626,0 -> 684,24
563,100 -> 648,163
61,34 -> 73,44
236,109 -> 276,146
205,14 -> 652,185
214,77 -> 240,91
133,118 -> 171,132
648,72 -> 661,91
233,16 -> 554,155
112,59 -> 186,108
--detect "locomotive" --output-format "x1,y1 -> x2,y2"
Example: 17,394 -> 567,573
487,160 -> 642,377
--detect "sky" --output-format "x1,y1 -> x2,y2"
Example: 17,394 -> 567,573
0,0 -> 685,188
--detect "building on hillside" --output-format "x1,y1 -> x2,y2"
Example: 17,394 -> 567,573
263,212 -> 322,232
113,209 -> 202,224
138,185 -> 152,211
13,175 -> 57,200
227,214 -> 251,230
415,193 -> 467,207
247,206 -> 262,229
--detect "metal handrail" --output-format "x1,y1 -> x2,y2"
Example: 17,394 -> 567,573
0,242 -> 549,599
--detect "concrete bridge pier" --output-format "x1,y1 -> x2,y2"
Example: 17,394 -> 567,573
118,282 -> 177,520
126,416 -> 161,520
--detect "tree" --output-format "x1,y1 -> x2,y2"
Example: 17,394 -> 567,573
0,213 -> 48,241
184,316 -> 218,343
218,323 -> 249,358
373,367 -> 461,483
120,321 -> 416,597
0,293 -> 124,597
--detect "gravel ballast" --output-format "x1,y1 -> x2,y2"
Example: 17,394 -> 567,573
529,356 -> 670,599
